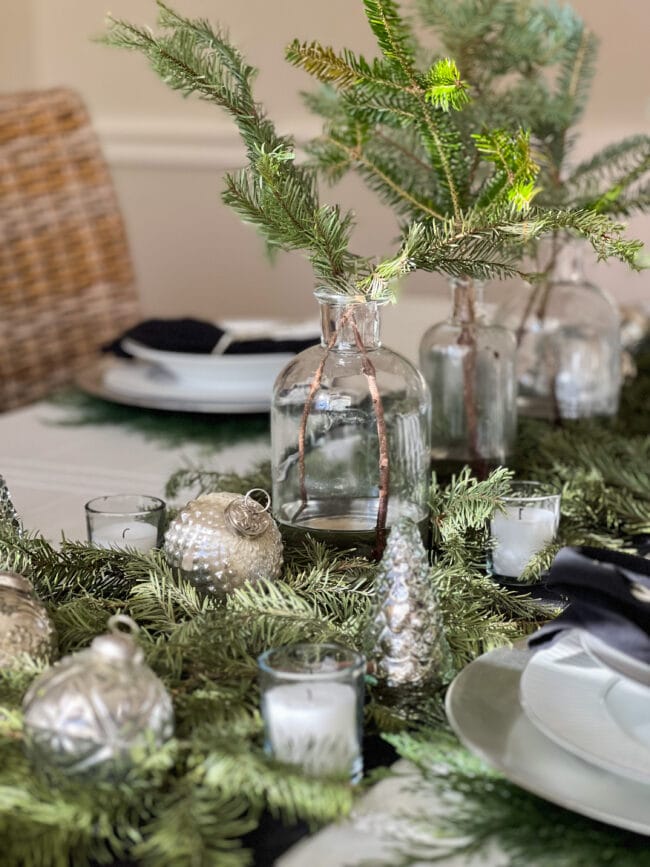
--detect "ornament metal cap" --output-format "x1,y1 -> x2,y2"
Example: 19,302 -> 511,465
224,488 -> 272,537
90,614 -> 144,663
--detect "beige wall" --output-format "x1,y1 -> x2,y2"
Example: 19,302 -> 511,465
2,0 -> 649,344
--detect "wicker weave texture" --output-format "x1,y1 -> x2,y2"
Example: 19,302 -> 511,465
0,88 -> 139,411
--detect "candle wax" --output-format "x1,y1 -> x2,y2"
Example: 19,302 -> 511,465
91,521 -> 158,553
491,506 -> 557,578
264,681 -> 359,776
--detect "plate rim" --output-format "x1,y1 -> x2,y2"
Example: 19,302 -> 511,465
445,644 -> 650,836
519,631 -> 650,784
76,360 -> 272,414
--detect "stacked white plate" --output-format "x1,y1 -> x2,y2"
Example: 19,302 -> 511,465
446,629 -> 650,834
78,318 -> 319,413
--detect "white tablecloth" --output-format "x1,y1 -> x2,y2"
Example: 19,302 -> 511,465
1,401 -> 268,542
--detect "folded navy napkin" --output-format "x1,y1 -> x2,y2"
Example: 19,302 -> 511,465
528,546 -> 650,664
105,318 -> 319,357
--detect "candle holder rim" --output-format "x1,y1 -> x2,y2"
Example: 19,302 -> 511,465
84,494 -> 166,517
501,480 -> 561,502
258,642 -> 366,681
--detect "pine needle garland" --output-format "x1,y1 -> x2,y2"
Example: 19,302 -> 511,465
0,351 -> 648,864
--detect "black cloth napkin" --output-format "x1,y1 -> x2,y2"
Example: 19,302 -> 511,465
105,317 -> 319,357
528,546 -> 650,663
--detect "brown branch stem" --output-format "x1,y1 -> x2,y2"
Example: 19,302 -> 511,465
455,281 -> 481,469
297,309 -> 354,508
351,319 -> 390,559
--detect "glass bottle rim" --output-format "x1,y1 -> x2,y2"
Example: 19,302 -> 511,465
314,287 -> 388,306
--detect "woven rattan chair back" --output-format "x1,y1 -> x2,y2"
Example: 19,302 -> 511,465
0,88 -> 140,411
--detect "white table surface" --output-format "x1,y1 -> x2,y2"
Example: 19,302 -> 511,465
1,401 -> 268,542
0,398 -> 501,866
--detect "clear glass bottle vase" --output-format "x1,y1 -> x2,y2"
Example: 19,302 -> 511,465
271,292 -> 431,558
418,277 -> 517,479
497,238 -> 622,419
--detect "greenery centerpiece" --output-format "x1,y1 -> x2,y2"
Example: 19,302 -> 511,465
413,0 -> 650,419
104,0 -> 641,541
286,0 -> 644,464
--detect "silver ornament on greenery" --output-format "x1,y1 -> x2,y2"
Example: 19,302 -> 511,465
0,572 -> 57,667
367,519 -> 453,687
22,615 -> 173,776
0,475 -> 22,533
163,489 -> 283,596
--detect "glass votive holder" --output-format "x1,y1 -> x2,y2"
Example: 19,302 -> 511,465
489,481 -> 561,581
85,494 -> 166,553
258,643 -> 365,783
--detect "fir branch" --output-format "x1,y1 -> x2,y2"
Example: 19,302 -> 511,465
363,0 -> 416,72
381,730 -> 650,867
103,3 -> 407,298
424,58 -> 471,112
564,135 -> 650,215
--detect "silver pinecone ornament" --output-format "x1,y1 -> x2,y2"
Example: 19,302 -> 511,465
368,519 -> 452,687
0,475 -> 22,533
23,615 -> 173,776
0,572 -> 57,667
163,489 -> 283,596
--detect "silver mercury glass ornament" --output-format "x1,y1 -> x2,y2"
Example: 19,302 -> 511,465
0,572 -> 57,667
22,615 -> 173,776
0,474 -> 22,533
163,488 -> 284,596
367,519 -> 453,687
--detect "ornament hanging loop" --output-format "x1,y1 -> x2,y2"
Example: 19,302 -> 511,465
225,488 -> 272,537
107,614 -> 140,636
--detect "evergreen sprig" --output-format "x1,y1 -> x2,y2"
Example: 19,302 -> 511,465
416,0 -> 650,224
289,0 -> 642,277
380,729 -> 650,867
106,0 -> 641,301
103,2 -> 419,300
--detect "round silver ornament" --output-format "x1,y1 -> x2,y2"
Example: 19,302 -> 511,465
163,489 -> 284,595
22,615 -> 173,776
0,572 -> 56,667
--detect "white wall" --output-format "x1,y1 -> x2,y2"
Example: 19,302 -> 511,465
2,0 -> 649,353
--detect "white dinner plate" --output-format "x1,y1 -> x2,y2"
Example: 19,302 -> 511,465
121,316 -> 319,388
519,631 -> 650,784
76,360 -> 272,414
580,629 -> 650,687
446,644 -> 650,835
121,337 -> 295,391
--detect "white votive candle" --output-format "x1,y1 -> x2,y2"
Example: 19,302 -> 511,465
491,506 -> 557,578
91,521 -> 158,553
264,681 -> 359,776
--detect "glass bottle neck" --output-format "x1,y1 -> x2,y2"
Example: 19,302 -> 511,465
449,278 -> 485,325
319,299 -> 382,351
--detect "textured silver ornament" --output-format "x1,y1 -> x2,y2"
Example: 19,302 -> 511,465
0,572 -> 56,667
367,519 -> 453,687
0,475 -> 22,533
163,489 -> 283,596
22,615 -> 173,776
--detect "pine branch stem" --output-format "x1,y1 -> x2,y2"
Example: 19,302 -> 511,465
325,136 -> 445,219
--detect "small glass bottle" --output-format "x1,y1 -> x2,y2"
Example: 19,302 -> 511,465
498,238 -> 622,419
418,277 -> 517,480
271,291 -> 431,558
